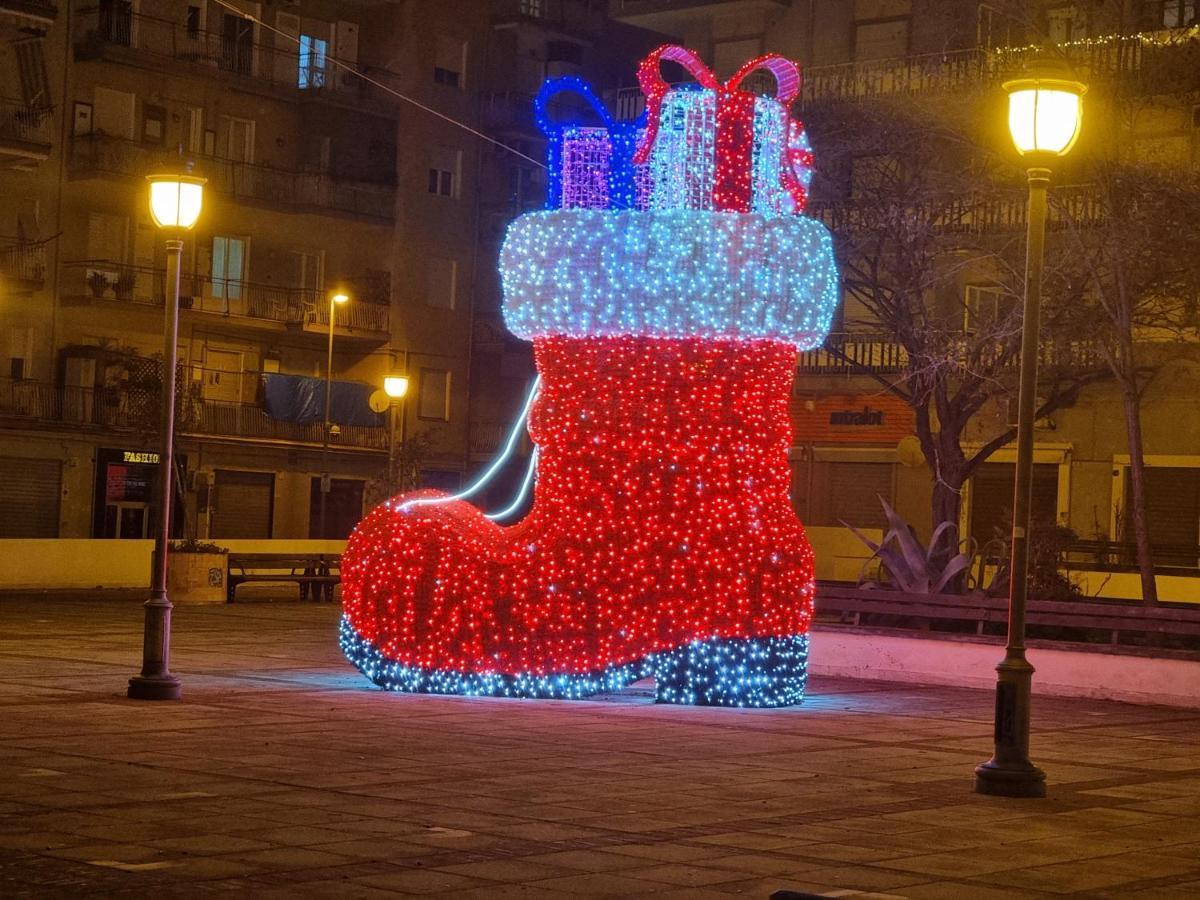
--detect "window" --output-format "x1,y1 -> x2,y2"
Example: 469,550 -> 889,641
964,284 -> 1016,335
93,86 -> 135,139
186,107 -> 203,153
854,18 -> 910,61
425,258 -> 457,309
14,38 -> 50,108
1047,5 -> 1086,43
298,34 -> 328,89
428,148 -> 461,198
1125,467 -> 1200,566
186,5 -> 201,39
434,35 -> 465,87
142,104 -> 165,144
520,0 -> 545,16
220,13 -> 255,76
970,463 -> 1060,549
1162,0 -> 1197,27
547,40 -> 584,66
211,236 -> 247,300
86,212 -> 128,263
418,368 -> 451,421
219,116 -> 254,163
292,250 -> 322,292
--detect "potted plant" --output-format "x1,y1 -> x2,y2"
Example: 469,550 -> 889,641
114,268 -> 137,301
88,270 -> 110,298
167,539 -> 229,603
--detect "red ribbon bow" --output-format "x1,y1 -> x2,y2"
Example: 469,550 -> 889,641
632,45 -> 808,214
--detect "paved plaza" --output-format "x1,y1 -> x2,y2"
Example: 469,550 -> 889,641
2,598 -> 1200,898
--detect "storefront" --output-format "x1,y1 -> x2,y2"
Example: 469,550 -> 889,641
92,447 -> 186,539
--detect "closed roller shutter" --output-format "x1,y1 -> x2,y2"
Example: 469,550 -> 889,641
211,470 -> 274,538
970,462 -> 1058,548
0,457 -> 60,537
808,461 -> 894,530
1131,467 -> 1200,567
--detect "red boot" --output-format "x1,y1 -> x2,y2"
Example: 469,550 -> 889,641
341,334 -> 814,705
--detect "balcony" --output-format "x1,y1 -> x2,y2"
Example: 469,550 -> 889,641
62,261 -> 391,340
493,0 -> 603,37
0,0 -> 56,27
0,238 -> 47,286
807,184 -> 1108,237
796,332 -> 1104,377
0,99 -> 53,167
468,420 -> 507,458
70,134 -> 395,222
0,377 -> 388,450
613,0 -> 789,25
481,91 -> 538,135
72,8 -> 381,106
801,30 -> 1200,106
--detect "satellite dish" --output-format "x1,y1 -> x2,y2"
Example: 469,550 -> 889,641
368,390 -> 391,414
897,435 -> 925,468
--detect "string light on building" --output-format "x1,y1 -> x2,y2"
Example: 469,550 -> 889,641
340,45 -> 839,707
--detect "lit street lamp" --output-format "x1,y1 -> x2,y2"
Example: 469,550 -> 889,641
383,373 -> 410,491
318,291 -> 349,540
128,170 -> 206,701
975,69 -> 1086,797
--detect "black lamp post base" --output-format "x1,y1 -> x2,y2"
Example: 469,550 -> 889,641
128,673 -> 182,701
974,759 -> 1046,798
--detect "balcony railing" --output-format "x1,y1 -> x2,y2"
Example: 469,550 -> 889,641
70,134 -> 394,221
0,0 -> 57,25
801,30 -> 1200,105
797,332 -> 1104,376
0,99 -> 54,152
187,398 -> 387,450
0,378 -> 388,449
63,261 -> 390,335
493,0 -> 604,35
807,184 -> 1108,236
469,420 -> 507,457
0,239 -> 47,284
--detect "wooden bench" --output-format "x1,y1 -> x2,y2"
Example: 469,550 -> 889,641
815,581 -> 1200,650
227,553 -> 340,603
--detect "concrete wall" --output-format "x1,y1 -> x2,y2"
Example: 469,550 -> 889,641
0,539 -> 345,591
810,627 -> 1200,709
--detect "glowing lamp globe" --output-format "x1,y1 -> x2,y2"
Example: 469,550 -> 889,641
1003,75 -> 1087,157
384,374 -> 409,399
332,292 -> 349,304
146,174 -> 206,230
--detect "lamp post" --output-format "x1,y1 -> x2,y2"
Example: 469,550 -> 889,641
975,70 -> 1085,797
318,291 -> 349,540
128,171 -> 205,701
384,373 -> 410,491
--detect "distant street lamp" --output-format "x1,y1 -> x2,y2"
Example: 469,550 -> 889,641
318,291 -> 350,540
128,170 -> 206,701
383,373 -> 410,491
976,69 -> 1086,797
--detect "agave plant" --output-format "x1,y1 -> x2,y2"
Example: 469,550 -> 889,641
842,496 -> 977,594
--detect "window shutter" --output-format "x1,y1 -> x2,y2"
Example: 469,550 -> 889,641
14,39 -> 50,108
0,458 -> 61,537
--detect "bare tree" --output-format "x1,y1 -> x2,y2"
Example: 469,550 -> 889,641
1053,159 -> 1200,604
809,98 -> 1108,578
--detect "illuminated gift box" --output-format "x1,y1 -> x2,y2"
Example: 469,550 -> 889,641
535,76 -> 649,211
633,46 -> 813,215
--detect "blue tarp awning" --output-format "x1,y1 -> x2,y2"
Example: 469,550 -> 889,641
261,374 -> 384,428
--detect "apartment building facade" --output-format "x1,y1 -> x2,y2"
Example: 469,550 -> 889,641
0,0 -> 491,541
613,0 -> 1200,588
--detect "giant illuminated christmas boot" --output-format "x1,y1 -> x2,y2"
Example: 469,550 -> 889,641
340,46 -> 839,706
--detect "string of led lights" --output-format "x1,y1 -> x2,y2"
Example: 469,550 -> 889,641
341,45 -> 838,707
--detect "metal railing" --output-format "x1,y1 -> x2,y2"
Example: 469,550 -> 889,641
0,377 -> 388,449
188,398 -> 387,449
0,0 -> 58,22
807,184 -> 1108,236
63,261 -> 390,334
0,239 -> 47,283
469,421 -> 507,457
800,31 -> 1200,104
70,134 -> 395,221
0,99 -> 54,148
796,332 -> 1103,376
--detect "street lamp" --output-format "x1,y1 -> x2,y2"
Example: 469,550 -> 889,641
128,170 -> 206,701
383,373 -> 410,492
975,69 -> 1085,797
318,291 -> 350,540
